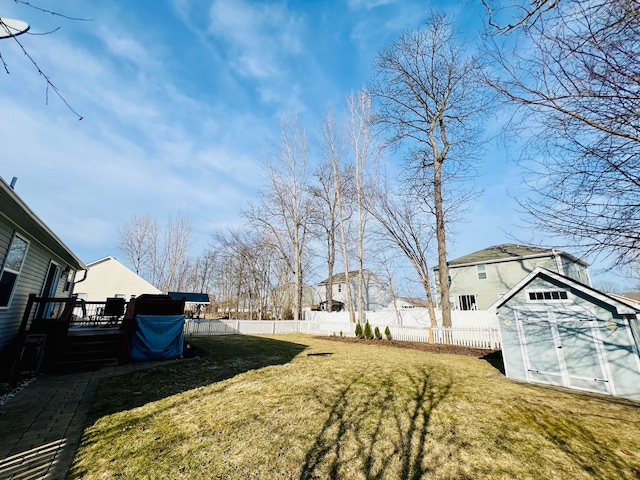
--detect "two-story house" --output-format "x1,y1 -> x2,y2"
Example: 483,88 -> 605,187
434,243 -> 591,311
317,270 -> 390,312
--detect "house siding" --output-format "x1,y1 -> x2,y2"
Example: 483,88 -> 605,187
75,257 -> 161,301
449,256 -> 559,310
0,221 -> 74,352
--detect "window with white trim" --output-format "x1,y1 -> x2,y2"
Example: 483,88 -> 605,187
458,294 -> 477,310
0,234 -> 29,308
527,290 -> 568,301
476,264 -> 487,280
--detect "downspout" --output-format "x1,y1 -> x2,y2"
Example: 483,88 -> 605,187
71,269 -> 88,296
552,249 -> 563,275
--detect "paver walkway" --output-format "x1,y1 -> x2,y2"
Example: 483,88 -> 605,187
0,361 -> 176,480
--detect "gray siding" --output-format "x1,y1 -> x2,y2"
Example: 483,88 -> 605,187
0,220 -> 74,352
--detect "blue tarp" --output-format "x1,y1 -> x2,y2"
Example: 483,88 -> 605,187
128,314 -> 185,361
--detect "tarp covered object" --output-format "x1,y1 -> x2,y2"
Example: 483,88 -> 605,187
128,314 -> 185,361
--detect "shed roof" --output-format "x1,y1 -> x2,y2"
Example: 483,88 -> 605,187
0,176 -> 85,270
445,243 -> 588,268
490,266 -> 639,315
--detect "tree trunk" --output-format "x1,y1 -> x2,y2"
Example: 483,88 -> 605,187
434,160 -> 451,327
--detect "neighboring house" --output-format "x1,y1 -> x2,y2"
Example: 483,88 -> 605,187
388,297 -> 431,309
493,267 -> 640,401
0,176 -> 86,354
268,283 -> 315,318
74,256 -> 161,301
434,243 -> 591,311
317,270 -> 391,312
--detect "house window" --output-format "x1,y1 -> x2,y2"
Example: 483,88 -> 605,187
0,234 -> 29,308
458,294 -> 477,311
528,290 -> 568,301
476,264 -> 487,280
338,284 -> 342,293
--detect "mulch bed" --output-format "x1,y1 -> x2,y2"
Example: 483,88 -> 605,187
319,335 -> 497,358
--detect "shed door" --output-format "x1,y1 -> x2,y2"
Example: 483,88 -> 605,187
556,320 -> 610,394
517,311 -> 611,395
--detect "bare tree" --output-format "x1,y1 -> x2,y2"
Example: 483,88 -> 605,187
345,90 -> 380,323
483,0 -> 640,266
311,109 -> 356,315
118,212 -> 193,293
369,12 -> 491,326
0,3 -> 88,119
118,214 -> 154,275
245,115 -> 314,320
365,179 -> 438,326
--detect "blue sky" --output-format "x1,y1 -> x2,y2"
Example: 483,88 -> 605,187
0,0 -> 625,291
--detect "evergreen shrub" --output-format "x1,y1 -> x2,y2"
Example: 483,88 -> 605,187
374,326 -> 382,340
364,321 -> 373,340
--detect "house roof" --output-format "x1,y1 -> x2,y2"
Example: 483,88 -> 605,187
395,297 -> 431,307
318,270 -> 372,285
490,266 -> 639,315
168,292 -> 210,304
0,177 -> 86,270
444,243 -> 588,268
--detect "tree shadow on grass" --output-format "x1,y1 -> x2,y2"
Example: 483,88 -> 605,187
509,398 -> 640,479
300,368 -> 453,480
87,335 -> 308,422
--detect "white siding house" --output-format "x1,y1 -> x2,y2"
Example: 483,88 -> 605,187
317,270 -> 391,312
74,256 -> 161,301
0,177 -> 85,359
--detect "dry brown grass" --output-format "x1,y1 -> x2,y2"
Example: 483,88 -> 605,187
69,334 -> 640,479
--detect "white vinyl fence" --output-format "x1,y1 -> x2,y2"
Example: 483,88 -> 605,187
185,318 -> 501,350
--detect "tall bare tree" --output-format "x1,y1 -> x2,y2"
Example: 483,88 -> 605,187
483,0 -> 640,266
118,214 -> 155,275
118,212 -> 193,293
365,179 -> 438,326
245,115 -> 314,320
369,12 -> 491,326
311,110 -> 355,313
345,90 -> 380,323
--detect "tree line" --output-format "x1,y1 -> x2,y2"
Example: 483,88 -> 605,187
118,2 -> 640,322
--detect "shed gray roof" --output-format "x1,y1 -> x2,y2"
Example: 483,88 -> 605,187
445,243 -> 588,268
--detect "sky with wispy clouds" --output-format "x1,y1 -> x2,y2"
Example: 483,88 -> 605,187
0,0 -> 624,290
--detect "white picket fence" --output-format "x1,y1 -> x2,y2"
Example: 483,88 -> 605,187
185,318 -> 501,350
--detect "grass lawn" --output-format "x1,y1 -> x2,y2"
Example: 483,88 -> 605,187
69,334 -> 640,479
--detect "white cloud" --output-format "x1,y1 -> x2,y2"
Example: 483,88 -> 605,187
207,0 -> 306,79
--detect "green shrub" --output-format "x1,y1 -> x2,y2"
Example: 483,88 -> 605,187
374,326 -> 382,340
384,326 -> 392,341
339,330 -> 343,337
355,322 -> 363,338
364,321 -> 373,340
